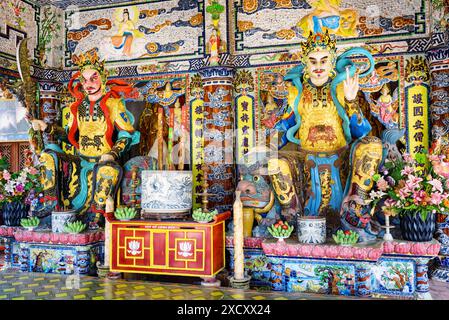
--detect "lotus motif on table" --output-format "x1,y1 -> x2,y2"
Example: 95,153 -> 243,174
178,241 -> 193,257
127,240 -> 141,255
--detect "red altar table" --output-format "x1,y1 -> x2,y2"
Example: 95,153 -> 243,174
110,212 -> 230,277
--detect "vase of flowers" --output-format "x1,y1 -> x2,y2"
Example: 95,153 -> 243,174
0,152 -> 42,226
370,151 -> 449,242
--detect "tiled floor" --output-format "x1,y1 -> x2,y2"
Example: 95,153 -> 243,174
0,271 -> 363,300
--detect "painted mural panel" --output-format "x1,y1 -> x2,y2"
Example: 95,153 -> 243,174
284,260 -> 357,295
232,0 -> 430,55
372,258 -> 416,296
65,0 -> 205,67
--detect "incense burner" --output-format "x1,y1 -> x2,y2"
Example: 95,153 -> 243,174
141,170 -> 193,214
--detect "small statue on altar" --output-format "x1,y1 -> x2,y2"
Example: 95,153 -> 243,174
279,31 -> 382,235
31,48 -> 140,227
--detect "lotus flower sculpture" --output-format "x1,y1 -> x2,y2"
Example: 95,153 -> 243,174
127,240 -> 141,255
178,241 -> 193,257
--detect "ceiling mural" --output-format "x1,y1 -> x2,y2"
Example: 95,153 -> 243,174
64,0 -> 204,67
33,0 -> 148,9
231,0 -> 430,55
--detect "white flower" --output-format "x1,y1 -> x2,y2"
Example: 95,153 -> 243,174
4,181 -> 15,194
370,190 -> 386,200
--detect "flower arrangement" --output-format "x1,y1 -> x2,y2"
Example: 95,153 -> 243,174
369,151 -> 449,222
0,150 -> 42,206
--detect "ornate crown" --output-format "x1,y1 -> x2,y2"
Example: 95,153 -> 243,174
71,48 -> 106,74
300,31 -> 336,56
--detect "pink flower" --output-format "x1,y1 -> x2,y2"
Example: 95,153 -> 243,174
428,179 -> 443,193
413,190 -> 426,203
3,170 -> 10,181
401,166 -> 414,176
434,162 -> 449,179
376,177 -> 389,191
403,153 -> 413,162
16,184 -> 24,193
398,187 -> 411,199
405,175 -> 423,190
28,167 -> 38,175
429,154 -> 440,162
431,192 -> 444,205
384,198 -> 397,207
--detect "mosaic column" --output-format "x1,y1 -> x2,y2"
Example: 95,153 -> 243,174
199,66 -> 236,213
269,257 -> 285,291
426,46 -> 449,144
39,81 -> 62,145
427,47 -> 449,284
355,264 -> 372,297
76,248 -> 90,275
19,245 -> 30,272
1,238 -> 12,270
416,258 -> 432,300
432,212 -> 449,282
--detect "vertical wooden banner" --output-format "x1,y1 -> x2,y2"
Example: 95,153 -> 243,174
405,56 -> 430,162
235,94 -> 255,163
190,74 -> 205,210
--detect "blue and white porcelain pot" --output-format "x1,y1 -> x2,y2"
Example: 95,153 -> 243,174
141,170 -> 193,214
52,210 -> 77,233
297,216 -> 326,244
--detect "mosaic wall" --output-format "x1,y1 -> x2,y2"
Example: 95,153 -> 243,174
0,0 -> 39,71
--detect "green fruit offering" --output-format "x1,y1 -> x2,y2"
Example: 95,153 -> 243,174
64,221 -> 87,234
192,208 -> 218,222
268,220 -> 294,238
332,230 -> 359,245
114,207 -> 137,220
20,217 -> 40,228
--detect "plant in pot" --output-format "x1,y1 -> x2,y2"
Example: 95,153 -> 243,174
369,151 -> 449,242
0,151 -> 42,227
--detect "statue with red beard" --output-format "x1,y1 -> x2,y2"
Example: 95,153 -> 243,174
31,48 -> 140,228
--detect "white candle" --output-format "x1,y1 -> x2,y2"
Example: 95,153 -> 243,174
233,191 -> 244,280
104,196 -> 115,267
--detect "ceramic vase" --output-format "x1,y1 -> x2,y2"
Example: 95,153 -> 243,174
297,216 -> 326,244
52,210 -> 77,233
400,212 -> 436,242
141,170 -> 193,214
2,202 -> 29,226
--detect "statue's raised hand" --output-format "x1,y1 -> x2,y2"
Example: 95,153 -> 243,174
343,69 -> 359,101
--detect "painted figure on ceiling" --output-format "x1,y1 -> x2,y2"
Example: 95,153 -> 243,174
298,0 -> 358,38
278,31 -> 382,236
111,7 -> 143,57
31,48 -> 140,228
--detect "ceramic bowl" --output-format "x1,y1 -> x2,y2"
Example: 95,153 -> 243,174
141,170 -> 193,214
